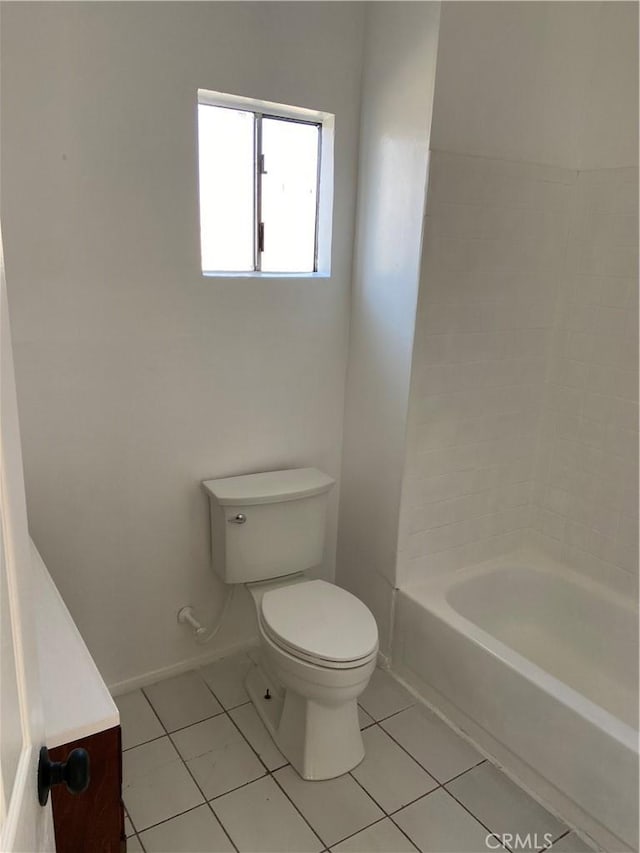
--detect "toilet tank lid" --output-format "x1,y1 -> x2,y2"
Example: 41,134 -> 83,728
202,468 -> 335,506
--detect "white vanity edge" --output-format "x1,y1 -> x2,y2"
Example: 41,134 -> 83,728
32,539 -> 119,748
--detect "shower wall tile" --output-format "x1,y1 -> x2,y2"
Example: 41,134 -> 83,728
397,152 -> 575,586
531,167 -> 639,591
397,154 -> 637,596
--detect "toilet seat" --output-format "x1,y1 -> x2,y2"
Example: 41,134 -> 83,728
259,621 -> 378,670
260,579 -> 378,669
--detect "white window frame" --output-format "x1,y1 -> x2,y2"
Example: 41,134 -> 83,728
197,89 -> 335,278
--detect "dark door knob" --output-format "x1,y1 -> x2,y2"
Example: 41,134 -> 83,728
38,746 -> 90,806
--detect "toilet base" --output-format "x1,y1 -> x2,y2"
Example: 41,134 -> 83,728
245,662 -> 284,739
245,663 -> 365,780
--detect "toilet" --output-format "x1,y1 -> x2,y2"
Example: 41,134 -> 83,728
202,468 -> 378,780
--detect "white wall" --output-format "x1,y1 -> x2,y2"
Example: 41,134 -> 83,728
337,1 -> 440,654
0,1 -> 364,690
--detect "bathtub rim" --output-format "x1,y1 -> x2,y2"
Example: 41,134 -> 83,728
399,550 -> 639,753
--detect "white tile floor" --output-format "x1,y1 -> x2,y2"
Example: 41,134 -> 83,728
116,651 -> 589,853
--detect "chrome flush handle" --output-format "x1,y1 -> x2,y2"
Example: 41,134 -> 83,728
227,513 -> 247,524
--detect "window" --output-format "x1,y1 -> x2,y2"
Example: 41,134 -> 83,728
197,90 -> 334,276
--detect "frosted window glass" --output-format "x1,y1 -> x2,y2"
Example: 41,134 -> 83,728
198,105 -> 254,272
260,118 -> 319,273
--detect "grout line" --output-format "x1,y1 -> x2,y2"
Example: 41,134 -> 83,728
369,719 -> 439,784
269,770 -> 327,849
123,804 -> 147,853
222,698 -> 253,712
197,666 -> 253,714
122,732 -> 166,753
222,701 -> 288,773
344,721 -> 487,850
207,772 -> 270,803
440,757 -> 488,785
375,711 -> 486,787
441,783 -> 511,847
352,713 -> 506,852
126,664 -> 563,853
363,701 -> 416,726
210,726 -> 320,849
346,769 -> 388,815
121,694 -> 239,753
539,828 -> 570,851
388,787 -> 443,817
138,688 -> 241,853
131,802 -> 208,837
324,814 -> 389,850
341,770 -> 429,851
186,669 -> 324,850
124,804 -> 138,835
392,797 -> 510,853
142,681 -> 357,845
211,661 -> 396,848
377,809 -> 422,853
158,708 -> 227,737
365,754 -> 487,823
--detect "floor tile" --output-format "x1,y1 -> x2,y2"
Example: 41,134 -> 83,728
446,763 -> 566,842
200,652 -> 254,709
212,776 -> 323,852
172,714 -> 265,799
139,804 -> 235,852
358,706 -> 375,729
144,671 -> 223,732
127,836 -> 143,852
393,788 -> 490,852
124,813 -> 135,837
332,818 -> 418,853
274,764 -> 383,848
351,726 -> 438,812
382,705 -> 482,782
359,669 -> 414,721
229,702 -> 287,771
547,833 -> 595,852
123,737 -> 204,831
115,690 -> 164,750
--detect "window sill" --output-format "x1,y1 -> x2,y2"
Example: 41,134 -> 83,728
202,271 -> 331,280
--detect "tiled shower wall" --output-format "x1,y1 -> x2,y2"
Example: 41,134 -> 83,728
397,153 -> 639,595
396,152 -> 576,586
530,167 -> 639,593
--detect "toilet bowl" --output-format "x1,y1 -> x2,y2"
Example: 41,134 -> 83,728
247,577 -> 378,779
201,467 -> 379,780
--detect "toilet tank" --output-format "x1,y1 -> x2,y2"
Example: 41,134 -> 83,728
202,468 -> 335,583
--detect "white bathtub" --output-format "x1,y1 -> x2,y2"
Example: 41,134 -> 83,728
392,554 -> 639,852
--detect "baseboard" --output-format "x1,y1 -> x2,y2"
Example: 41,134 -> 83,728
108,638 -> 260,697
